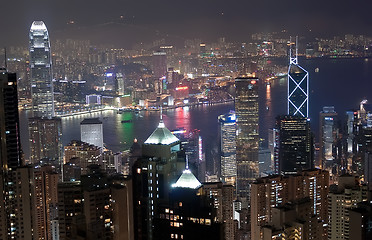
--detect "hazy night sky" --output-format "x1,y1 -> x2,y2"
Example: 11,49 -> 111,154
2,0 -> 372,47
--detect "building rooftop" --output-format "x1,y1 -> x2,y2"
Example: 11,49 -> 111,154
172,169 -> 202,189
144,120 -> 179,145
30,21 -> 48,31
80,118 -> 102,125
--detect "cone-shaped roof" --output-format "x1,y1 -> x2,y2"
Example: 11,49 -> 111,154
144,120 -> 179,145
172,169 -> 202,189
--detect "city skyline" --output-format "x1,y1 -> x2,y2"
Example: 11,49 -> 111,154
1,7 -> 372,238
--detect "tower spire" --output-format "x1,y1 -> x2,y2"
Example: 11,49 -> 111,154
186,155 -> 189,169
158,106 -> 165,128
289,36 -> 298,65
295,36 -> 298,60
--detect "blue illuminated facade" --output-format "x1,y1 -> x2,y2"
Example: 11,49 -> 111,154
287,41 -> 309,118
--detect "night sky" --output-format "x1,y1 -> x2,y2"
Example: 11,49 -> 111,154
2,0 -> 372,47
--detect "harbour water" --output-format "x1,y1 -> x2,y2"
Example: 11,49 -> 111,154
19,58 -> 372,162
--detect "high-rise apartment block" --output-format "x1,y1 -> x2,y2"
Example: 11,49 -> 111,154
251,169 -> 329,240
64,140 -> 102,175
235,77 -> 259,206
28,117 -> 62,165
328,174 -> 368,240
201,182 -> 236,240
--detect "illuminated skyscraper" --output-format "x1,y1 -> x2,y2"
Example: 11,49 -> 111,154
319,106 -> 338,170
0,69 -> 33,239
288,38 -> 309,118
28,117 -> 62,165
276,115 -> 313,175
235,77 -> 259,206
152,51 -> 167,80
218,112 -> 236,185
80,118 -> 104,150
29,21 -> 54,118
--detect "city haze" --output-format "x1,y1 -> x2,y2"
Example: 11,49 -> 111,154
2,0 -> 372,47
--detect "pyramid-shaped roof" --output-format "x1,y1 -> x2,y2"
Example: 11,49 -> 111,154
172,169 -> 202,189
144,120 -> 179,145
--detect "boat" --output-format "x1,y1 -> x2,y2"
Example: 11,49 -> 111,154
121,120 -> 133,123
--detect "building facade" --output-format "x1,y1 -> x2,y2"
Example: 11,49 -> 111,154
29,21 -> 54,118
235,77 -> 259,206
218,112 -> 237,185
80,118 -> 104,150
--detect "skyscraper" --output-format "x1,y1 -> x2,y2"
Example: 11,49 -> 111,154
29,21 -> 54,118
319,106 -> 338,169
152,51 -> 167,80
251,169 -> 329,240
288,39 -> 309,118
276,115 -> 313,175
28,117 -> 62,165
328,174 -> 368,240
80,118 -> 104,150
235,77 -> 259,206
28,21 -> 62,167
0,69 -> 33,239
218,112 -> 236,185
0,70 -> 22,170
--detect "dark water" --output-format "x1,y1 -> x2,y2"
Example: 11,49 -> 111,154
19,58 -> 372,160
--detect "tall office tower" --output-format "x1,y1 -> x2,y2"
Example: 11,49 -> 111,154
80,118 -> 104,150
152,51 -> 167,79
287,38 -> 309,117
354,126 -> 372,176
328,174 -> 368,240
115,72 -> 125,95
171,128 -> 203,180
32,165 -> 59,240
319,107 -> 340,182
28,117 -> 62,164
251,169 -> 329,240
0,70 -> 34,239
268,128 -> 280,174
218,112 -> 237,185
133,118 -> 185,240
345,111 -> 355,154
201,182 -> 236,240
276,115 -> 313,175
64,140 -> 102,175
29,21 -> 54,118
235,77 -> 259,206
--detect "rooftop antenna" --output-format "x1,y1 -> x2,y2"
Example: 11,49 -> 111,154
289,36 -> 298,65
158,106 -> 165,128
186,155 -> 189,169
295,36 -> 298,60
